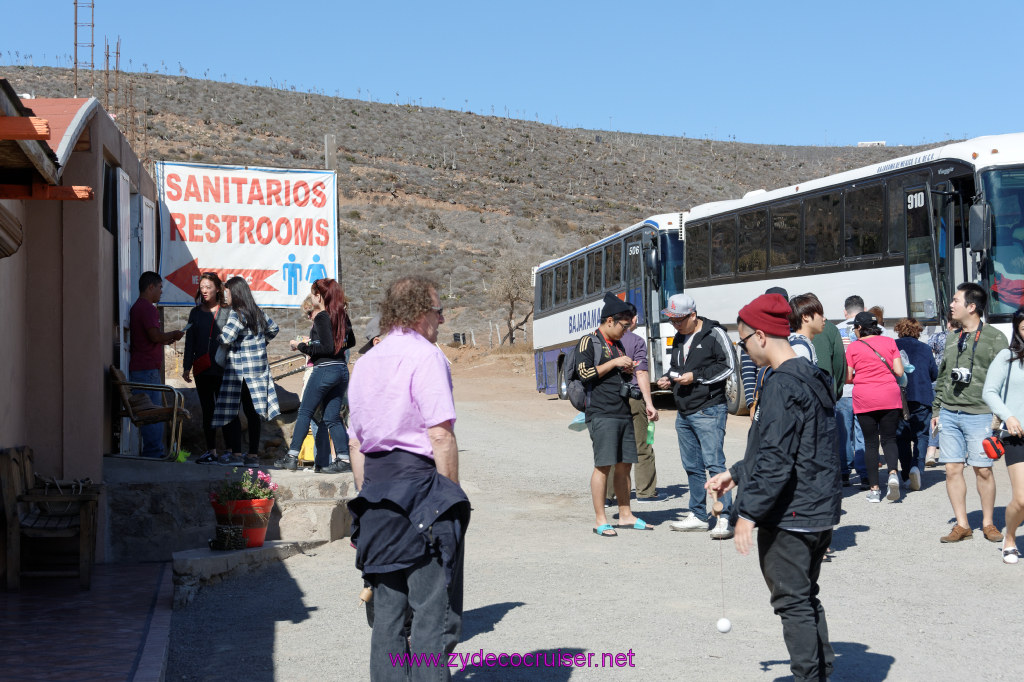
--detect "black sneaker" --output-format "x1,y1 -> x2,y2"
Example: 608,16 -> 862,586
319,460 -> 349,474
217,452 -> 243,466
274,454 -> 298,471
196,451 -> 217,465
243,455 -> 260,467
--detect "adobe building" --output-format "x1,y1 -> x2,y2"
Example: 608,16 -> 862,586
1,78 -> 158,562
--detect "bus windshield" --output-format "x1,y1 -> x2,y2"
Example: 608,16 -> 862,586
659,232 -> 685,313
982,168 -> 1024,314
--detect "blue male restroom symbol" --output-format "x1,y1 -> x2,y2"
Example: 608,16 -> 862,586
305,254 -> 327,283
282,254 -> 303,295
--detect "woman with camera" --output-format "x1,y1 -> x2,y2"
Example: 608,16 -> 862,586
846,311 -> 904,503
982,307 -> 1024,563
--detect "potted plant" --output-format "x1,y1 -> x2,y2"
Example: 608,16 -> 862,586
209,468 -> 279,548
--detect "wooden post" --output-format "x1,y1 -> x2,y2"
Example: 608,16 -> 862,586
324,133 -> 336,170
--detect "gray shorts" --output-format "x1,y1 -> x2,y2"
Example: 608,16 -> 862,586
587,416 -> 638,467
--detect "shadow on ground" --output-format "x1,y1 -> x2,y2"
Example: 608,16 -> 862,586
455,648 -> 586,681
462,601 -> 526,642
168,561 -> 315,682
762,640 -> 895,681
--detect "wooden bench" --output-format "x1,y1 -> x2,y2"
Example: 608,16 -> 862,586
1,446 -> 102,589
110,366 -> 190,460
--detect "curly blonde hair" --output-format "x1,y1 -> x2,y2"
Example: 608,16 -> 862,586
380,275 -> 439,332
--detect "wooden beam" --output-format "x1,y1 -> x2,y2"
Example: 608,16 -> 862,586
0,116 -> 50,140
0,183 -> 94,201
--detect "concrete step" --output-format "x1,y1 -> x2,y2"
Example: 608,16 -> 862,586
172,540 -> 324,608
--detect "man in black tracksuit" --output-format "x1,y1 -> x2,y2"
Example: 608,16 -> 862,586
656,293 -> 735,538
707,293 -> 842,682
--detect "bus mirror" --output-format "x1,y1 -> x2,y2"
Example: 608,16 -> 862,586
644,249 -> 660,289
969,202 -> 991,253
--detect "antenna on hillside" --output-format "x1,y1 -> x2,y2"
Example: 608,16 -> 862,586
73,1 -> 95,97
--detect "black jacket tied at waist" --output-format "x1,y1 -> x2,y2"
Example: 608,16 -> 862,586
348,449 -> 470,588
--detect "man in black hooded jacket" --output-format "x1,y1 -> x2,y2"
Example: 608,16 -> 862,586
707,293 -> 842,682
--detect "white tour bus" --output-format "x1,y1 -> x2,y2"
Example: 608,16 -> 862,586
536,133 -> 1024,414
532,213 -> 682,400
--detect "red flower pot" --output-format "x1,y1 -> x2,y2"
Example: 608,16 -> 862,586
211,498 -> 275,548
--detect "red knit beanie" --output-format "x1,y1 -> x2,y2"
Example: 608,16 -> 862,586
738,294 -> 792,337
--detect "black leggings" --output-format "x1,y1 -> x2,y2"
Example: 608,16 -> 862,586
195,372 -> 237,450
856,409 -> 901,489
223,383 -> 261,455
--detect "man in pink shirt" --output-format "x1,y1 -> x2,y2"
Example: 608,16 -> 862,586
347,275 -> 470,681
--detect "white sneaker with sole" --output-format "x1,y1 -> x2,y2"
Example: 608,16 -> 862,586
866,489 -> 882,503
709,517 -> 734,539
670,515 -> 709,532
908,466 -> 921,491
886,472 -> 901,501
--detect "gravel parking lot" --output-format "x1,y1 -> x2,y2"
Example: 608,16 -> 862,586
169,358 -> 1024,681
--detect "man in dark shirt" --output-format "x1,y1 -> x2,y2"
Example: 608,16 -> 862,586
707,293 -> 841,682
579,293 -> 652,536
604,304 -> 661,504
129,271 -> 183,457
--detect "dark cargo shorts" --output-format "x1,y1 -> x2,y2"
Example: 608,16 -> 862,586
587,416 -> 639,467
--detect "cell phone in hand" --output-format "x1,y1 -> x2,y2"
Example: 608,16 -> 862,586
182,322 -> 193,331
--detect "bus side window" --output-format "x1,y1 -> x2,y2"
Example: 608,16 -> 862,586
738,210 -> 768,273
554,264 -> 568,306
585,250 -> 603,294
605,241 -> 622,289
845,184 -> 885,258
685,222 -> 710,281
626,236 -> 642,285
710,216 -> 736,276
887,172 -> 927,255
805,192 -> 842,264
539,271 -> 553,311
570,256 -> 585,300
770,202 -> 801,268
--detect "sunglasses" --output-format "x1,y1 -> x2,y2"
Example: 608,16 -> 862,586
430,306 -> 444,316
737,331 -> 757,353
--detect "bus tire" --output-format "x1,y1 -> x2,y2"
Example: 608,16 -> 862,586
557,356 -> 569,400
726,359 -> 749,416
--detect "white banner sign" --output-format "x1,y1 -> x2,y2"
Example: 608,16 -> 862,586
155,161 -> 337,307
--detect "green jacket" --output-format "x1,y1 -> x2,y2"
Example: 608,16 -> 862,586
932,322 -> 1008,416
812,321 -> 847,400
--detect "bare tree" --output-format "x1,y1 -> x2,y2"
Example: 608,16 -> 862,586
489,253 -> 533,346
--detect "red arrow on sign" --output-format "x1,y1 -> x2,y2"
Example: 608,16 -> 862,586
165,259 -> 280,296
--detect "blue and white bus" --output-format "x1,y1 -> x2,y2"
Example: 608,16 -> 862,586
535,133 -> 1024,414
531,213 -> 681,401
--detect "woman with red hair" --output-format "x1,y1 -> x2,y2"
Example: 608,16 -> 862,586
277,278 -> 355,472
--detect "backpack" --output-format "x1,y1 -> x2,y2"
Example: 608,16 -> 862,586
565,333 -> 602,412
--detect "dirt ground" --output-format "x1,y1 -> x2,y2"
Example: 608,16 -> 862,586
169,347 -> 1024,681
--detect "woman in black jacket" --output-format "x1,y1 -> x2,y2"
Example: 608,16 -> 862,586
276,278 -> 354,472
182,273 -> 238,464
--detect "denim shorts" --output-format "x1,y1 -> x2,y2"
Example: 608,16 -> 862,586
937,408 -> 995,468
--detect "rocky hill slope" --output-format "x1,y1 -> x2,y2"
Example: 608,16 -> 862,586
4,65 -> 936,345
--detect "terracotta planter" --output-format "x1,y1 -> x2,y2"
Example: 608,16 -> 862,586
210,498 -> 275,548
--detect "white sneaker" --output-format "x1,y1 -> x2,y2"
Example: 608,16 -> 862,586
886,472 -> 901,501
709,516 -> 734,539
909,466 -> 922,491
670,515 -> 709,532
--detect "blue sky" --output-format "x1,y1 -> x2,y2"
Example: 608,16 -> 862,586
3,1 -> 1022,146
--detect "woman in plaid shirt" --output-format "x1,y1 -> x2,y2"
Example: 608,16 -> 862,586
212,277 -> 281,466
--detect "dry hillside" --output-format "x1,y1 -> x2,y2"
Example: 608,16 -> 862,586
4,65 -> 938,348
